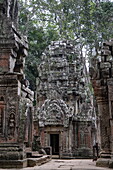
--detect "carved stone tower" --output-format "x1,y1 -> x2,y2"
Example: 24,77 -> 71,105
0,0 -> 34,168
36,40 -> 96,158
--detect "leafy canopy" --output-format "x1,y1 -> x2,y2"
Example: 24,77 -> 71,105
19,0 -> 113,90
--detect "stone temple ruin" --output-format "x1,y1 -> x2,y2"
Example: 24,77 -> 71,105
90,39 -> 113,168
36,40 -> 97,158
0,0 -> 51,168
2,0 -> 113,168
0,0 -> 34,168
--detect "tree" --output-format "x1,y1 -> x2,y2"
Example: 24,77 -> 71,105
19,0 -> 59,90
18,0 -> 113,90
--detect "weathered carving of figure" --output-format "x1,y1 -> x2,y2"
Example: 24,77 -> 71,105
32,135 -> 46,154
32,135 -> 41,151
0,108 -> 3,134
8,113 -> 15,136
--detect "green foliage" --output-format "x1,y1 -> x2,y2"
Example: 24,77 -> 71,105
19,0 -> 113,90
19,0 -> 59,90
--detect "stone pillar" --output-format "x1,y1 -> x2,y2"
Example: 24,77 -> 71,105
97,100 -> 111,154
68,120 -> 73,157
91,80 -> 111,156
90,40 -> 113,167
108,80 -> 113,160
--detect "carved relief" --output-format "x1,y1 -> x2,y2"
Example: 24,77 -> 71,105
111,101 -> 113,118
8,113 -> 15,136
79,125 -> 89,147
0,108 -> 3,134
38,98 -> 70,127
8,106 -> 16,137
0,96 -> 5,135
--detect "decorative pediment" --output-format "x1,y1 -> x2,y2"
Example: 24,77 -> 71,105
38,99 -> 70,127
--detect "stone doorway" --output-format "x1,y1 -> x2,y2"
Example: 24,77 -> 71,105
50,134 -> 59,155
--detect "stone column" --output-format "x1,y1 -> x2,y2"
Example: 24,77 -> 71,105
68,120 -> 73,157
90,40 -> 113,167
92,81 -> 111,156
108,80 -> 113,159
97,100 -> 111,154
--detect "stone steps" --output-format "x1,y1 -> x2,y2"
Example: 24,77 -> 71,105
27,155 -> 51,167
0,155 -> 51,168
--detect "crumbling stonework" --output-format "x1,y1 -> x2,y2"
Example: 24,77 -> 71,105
0,0 -> 34,168
90,39 -> 113,168
36,40 -> 96,158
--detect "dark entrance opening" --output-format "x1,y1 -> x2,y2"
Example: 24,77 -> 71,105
50,134 -> 59,155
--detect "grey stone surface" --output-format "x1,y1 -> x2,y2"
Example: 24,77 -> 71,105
0,159 -> 109,170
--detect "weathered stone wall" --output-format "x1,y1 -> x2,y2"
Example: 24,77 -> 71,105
90,40 -> 113,161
